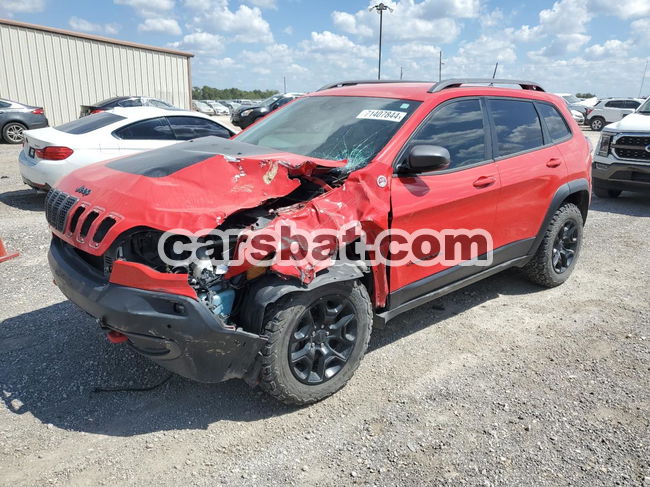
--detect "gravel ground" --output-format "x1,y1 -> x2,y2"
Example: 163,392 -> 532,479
0,129 -> 648,486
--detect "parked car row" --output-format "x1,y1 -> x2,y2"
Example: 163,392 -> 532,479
553,93 -> 646,131
231,92 -> 303,128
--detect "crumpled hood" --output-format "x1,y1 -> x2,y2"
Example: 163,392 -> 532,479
51,136 -> 345,255
604,113 -> 650,132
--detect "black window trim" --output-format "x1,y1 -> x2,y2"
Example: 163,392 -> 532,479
485,96 -> 573,162
392,95 -> 494,177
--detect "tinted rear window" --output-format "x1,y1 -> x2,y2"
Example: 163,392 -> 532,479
537,103 -> 571,141
56,112 -> 126,134
488,99 -> 544,157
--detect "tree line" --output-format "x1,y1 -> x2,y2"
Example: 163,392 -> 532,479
192,86 -> 279,100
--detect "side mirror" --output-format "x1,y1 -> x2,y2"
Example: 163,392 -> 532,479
402,145 -> 451,173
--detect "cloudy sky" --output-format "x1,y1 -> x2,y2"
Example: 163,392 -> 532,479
1,0 -> 649,97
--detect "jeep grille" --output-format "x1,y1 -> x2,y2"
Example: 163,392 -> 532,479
45,189 -> 78,233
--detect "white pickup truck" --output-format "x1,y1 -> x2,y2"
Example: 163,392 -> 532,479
592,97 -> 650,198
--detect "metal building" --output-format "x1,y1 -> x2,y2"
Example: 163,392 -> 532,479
0,19 -> 193,126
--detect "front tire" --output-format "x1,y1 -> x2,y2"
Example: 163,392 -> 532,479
2,122 -> 27,144
259,281 -> 372,405
523,203 -> 583,288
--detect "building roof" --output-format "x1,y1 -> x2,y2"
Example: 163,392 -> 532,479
0,18 -> 193,58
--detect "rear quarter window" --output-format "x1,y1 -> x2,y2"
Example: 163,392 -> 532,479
56,112 -> 126,134
536,103 -> 571,141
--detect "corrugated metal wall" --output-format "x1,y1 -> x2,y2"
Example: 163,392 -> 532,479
0,22 -> 191,126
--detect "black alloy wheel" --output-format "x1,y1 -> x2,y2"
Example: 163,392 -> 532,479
552,220 -> 578,274
288,295 -> 357,385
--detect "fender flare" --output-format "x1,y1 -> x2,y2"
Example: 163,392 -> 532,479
238,263 -> 366,335
527,178 -> 590,258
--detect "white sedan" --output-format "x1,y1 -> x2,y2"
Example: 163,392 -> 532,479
19,107 -> 234,190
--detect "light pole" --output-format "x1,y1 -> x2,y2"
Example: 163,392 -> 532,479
370,3 -> 393,80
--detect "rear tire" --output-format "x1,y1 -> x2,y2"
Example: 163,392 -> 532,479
593,186 -> 621,198
259,281 -> 372,405
523,203 -> 583,288
2,122 -> 27,144
590,117 -> 605,131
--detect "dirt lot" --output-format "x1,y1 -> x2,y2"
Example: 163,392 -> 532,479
0,130 -> 648,486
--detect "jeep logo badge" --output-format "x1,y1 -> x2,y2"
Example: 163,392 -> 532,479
75,186 -> 91,196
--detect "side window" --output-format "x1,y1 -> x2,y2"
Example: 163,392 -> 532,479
113,117 -> 174,140
537,103 -> 571,141
167,116 -> 232,140
149,99 -> 174,109
408,99 -> 486,169
625,100 -> 641,109
0,101 -> 11,108
488,99 -> 544,157
118,98 -> 143,108
605,100 -> 624,108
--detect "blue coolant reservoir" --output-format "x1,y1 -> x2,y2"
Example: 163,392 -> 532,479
211,288 -> 235,316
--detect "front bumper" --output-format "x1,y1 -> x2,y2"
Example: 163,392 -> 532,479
48,237 -> 266,383
592,157 -> 650,193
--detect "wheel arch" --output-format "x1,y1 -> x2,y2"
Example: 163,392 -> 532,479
527,178 -> 590,258
238,263 -> 368,335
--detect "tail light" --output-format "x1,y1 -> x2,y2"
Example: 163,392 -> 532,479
35,146 -> 74,160
31,108 -> 44,115
90,109 -> 104,115
586,108 -> 593,116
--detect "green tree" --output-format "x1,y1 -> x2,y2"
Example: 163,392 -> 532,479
192,86 -> 279,100
575,92 -> 596,99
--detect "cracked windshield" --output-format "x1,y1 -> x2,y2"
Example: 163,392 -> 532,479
236,96 -> 421,173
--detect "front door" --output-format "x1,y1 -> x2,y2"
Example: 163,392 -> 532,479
389,97 -> 500,308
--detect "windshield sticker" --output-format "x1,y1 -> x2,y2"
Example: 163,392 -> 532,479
400,103 -> 410,109
356,109 -> 407,123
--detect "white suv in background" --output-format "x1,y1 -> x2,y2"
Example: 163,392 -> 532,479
592,97 -> 650,198
586,98 -> 644,131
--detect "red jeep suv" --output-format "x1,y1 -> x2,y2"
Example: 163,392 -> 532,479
47,79 -> 592,405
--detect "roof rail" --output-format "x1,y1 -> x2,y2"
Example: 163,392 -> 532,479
317,79 -> 428,91
429,78 -> 545,93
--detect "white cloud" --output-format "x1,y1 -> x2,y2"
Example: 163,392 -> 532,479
537,0 -> 592,35
283,26 -> 294,35
243,0 -> 276,9
590,0 -> 650,19
114,0 -> 174,16
184,1 -> 273,44
631,18 -> 650,42
169,31 -> 224,54
68,17 -> 121,35
583,39 -> 631,59
331,0 -> 472,42
0,0 -> 44,15
138,18 -> 182,36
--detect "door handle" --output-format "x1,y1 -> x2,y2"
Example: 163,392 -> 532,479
546,158 -> 562,168
473,176 -> 496,188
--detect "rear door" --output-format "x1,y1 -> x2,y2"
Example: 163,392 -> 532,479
603,100 -> 628,122
488,98 -> 568,250
112,117 -> 178,154
389,97 -> 500,303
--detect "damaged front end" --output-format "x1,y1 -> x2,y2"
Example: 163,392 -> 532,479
47,134 -> 390,383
